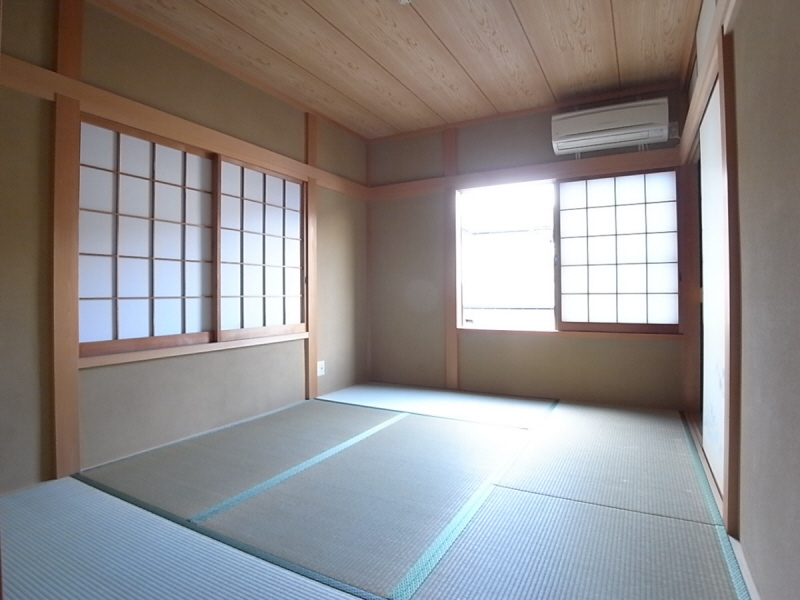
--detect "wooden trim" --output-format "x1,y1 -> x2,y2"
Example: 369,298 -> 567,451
52,94 -> 82,477
719,31 -> 742,539
458,327 -> 683,341
442,129 -> 458,177
719,0 -> 745,32
443,189 -> 458,389
79,332 -> 309,368
681,40 -> 719,164
558,322 -> 681,335
0,55 -> 370,200
56,0 -> 83,79
80,332 -> 213,358
305,178 -> 319,399
305,113 -> 318,168
370,147 -> 682,201
211,155 -> 222,341
218,323 -> 307,342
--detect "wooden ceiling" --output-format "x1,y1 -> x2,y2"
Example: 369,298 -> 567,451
90,0 -> 702,140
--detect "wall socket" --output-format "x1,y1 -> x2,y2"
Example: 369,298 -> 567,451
317,360 -> 325,376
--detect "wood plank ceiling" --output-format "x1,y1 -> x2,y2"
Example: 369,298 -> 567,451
90,0 -> 702,139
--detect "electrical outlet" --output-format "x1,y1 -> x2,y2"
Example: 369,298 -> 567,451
317,360 -> 325,376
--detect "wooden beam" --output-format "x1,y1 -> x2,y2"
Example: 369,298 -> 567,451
57,0 -> 83,78
681,39 -> 719,164
443,190 -> 458,389
305,113 -> 319,169
305,178 -> 319,399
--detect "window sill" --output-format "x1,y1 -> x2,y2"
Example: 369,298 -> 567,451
78,331 -> 309,369
457,326 -> 683,341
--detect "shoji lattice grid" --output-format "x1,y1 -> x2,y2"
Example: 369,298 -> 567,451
559,171 -> 679,324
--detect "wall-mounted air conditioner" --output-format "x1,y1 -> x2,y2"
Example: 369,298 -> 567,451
551,97 -> 669,155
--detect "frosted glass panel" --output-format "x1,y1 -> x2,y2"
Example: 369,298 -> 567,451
618,295 -> 648,323
119,175 -> 151,217
648,263 -> 679,293
561,266 -> 587,294
648,294 -> 679,324
185,261 -> 211,297
285,181 -> 301,210
647,202 -> 677,233
587,178 -> 615,207
561,295 -> 588,322
646,171 -> 676,203
243,264 -> 264,296
79,211 -> 114,255
589,265 -> 616,294
243,297 -> 264,328
80,123 -> 115,169
266,267 -> 283,295
220,263 -> 241,297
154,298 -> 183,336
616,204 -> 646,234
118,216 -> 150,257
220,195 -> 241,229
587,207 -> 615,236
244,169 -> 264,201
617,234 -> 647,264
266,176 -> 284,206
154,221 -> 182,259
243,201 -> 264,233
185,225 -> 211,261
560,237 -> 586,266
220,229 -> 241,263
154,183 -> 182,222
616,174 -> 645,205
80,167 -> 114,211
589,294 -> 616,322
79,255 -> 113,298
119,135 -> 151,177
559,181 -> 585,209
647,232 -> 678,263
79,299 -> 113,342
285,210 -> 301,239
266,236 -> 284,265
220,298 -> 241,330
617,264 -> 647,293
285,297 -> 302,324
587,236 -> 616,264
118,299 -> 150,339
560,209 -> 587,237
155,145 -> 182,185
285,268 -> 302,297
243,232 -> 263,264
118,257 -> 150,297
221,162 -> 241,196
154,259 -> 182,297
285,239 -> 301,268
185,298 -> 211,333
186,190 -> 212,226
266,206 -> 284,236
265,297 -> 284,325
185,154 -> 212,191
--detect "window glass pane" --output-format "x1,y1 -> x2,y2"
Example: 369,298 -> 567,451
220,229 -> 241,263
615,174 -> 645,205
243,169 -> 264,201
587,206 -> 615,236
243,200 -> 264,233
587,177 -> 615,207
119,175 -> 151,217
79,299 -> 113,342
589,265 -> 616,294
617,264 -> 647,293
220,263 -> 241,297
119,134 -> 151,178
118,257 -> 150,297
646,171 -> 676,203
561,266 -> 587,294
265,297 -> 284,325
79,255 -> 113,298
285,267 -> 302,297
285,209 -> 301,239
185,190 -> 212,226
646,201 -> 678,233
79,211 -> 114,255
589,294 -> 617,322
266,176 -> 284,206
185,225 -> 212,261
243,297 -> 264,328
559,180 -> 586,209
153,221 -> 182,259
154,259 -> 182,297
266,236 -> 284,266
648,263 -> 679,294
560,209 -> 587,237
118,299 -> 150,339
648,294 -> 679,324
185,298 -> 212,333
561,294 -> 588,322
81,123 -> 115,169
243,264 -> 264,296
80,167 -> 114,211
185,261 -> 211,297
154,183 -> 182,222
154,298 -> 183,336
266,205 -> 284,236
647,232 -> 678,263
154,144 -> 182,185
616,204 -> 646,234
221,162 -> 241,197
285,296 -> 302,324
185,154 -> 212,192
285,181 -> 302,210
220,297 -> 241,330
618,294 -> 648,323
266,267 -> 284,296
587,236 -> 616,265
117,216 -> 150,257
617,234 -> 647,264
285,239 -> 301,268
243,232 -> 263,265
560,237 -> 587,266
220,195 -> 241,229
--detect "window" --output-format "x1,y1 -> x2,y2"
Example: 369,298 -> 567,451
457,170 -> 679,334
78,121 -> 305,356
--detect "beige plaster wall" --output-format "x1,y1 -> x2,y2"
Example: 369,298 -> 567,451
369,132 -> 444,186
317,120 -> 367,184
0,0 -> 55,69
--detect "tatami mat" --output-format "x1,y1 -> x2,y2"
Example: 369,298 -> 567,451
500,402 -> 716,523
82,400 -> 397,519
202,414 -> 529,599
414,486 -> 744,600
318,382 -> 553,429
0,477 -> 360,600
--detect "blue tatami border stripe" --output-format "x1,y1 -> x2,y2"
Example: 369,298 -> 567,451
189,412 -> 409,524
